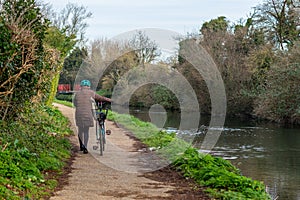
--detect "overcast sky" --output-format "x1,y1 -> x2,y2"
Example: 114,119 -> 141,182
46,0 -> 263,41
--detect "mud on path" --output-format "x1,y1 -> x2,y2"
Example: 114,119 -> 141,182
50,103 -> 210,200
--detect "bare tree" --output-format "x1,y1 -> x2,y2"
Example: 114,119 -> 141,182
129,31 -> 161,65
77,38 -> 137,91
44,2 -> 92,45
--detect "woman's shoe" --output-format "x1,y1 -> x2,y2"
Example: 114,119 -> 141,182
83,148 -> 88,154
80,145 -> 86,151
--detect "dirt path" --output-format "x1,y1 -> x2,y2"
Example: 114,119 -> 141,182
50,103 -> 210,200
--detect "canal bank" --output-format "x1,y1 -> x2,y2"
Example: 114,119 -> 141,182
130,108 -> 300,200
106,109 -> 270,199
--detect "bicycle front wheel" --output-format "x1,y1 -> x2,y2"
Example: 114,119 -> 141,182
102,127 -> 106,151
98,126 -> 105,156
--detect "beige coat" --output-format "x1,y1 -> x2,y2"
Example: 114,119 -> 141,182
74,87 -> 111,127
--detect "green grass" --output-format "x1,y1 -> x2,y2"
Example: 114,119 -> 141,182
54,98 -> 74,107
0,104 -> 73,199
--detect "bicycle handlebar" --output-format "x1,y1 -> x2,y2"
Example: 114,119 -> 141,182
92,101 -> 108,123
96,101 -> 108,115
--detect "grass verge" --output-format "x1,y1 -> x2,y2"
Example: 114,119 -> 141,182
0,104 -> 72,199
54,98 -> 74,107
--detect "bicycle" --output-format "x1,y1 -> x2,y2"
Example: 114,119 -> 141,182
92,101 -> 111,156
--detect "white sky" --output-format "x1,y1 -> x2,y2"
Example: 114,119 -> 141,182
45,0 -> 263,41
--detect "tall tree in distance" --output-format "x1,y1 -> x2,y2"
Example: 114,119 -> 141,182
176,15 -> 270,115
78,38 -> 138,92
201,16 -> 228,34
129,31 -> 161,66
46,2 -> 92,45
59,47 -> 88,88
199,16 -> 229,69
253,0 -> 300,49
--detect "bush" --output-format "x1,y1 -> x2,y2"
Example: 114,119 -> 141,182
97,89 -> 112,98
174,148 -> 270,199
254,44 -> 300,124
0,105 -> 72,199
55,94 -> 74,102
0,0 -> 50,120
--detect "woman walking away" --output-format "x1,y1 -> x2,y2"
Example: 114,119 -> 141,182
74,80 -> 111,154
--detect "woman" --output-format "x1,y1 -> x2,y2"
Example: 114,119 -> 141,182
73,80 -> 111,154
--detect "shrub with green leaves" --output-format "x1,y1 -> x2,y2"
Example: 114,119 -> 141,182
254,48 -> 300,124
55,94 -> 74,102
0,105 -> 72,199
174,148 -> 270,200
0,0 -> 50,120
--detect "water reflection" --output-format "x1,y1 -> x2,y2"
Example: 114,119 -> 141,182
129,108 -> 300,200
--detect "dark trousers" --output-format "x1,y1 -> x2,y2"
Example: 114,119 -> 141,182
78,126 -> 89,149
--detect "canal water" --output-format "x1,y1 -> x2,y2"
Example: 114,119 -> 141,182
129,108 -> 300,200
